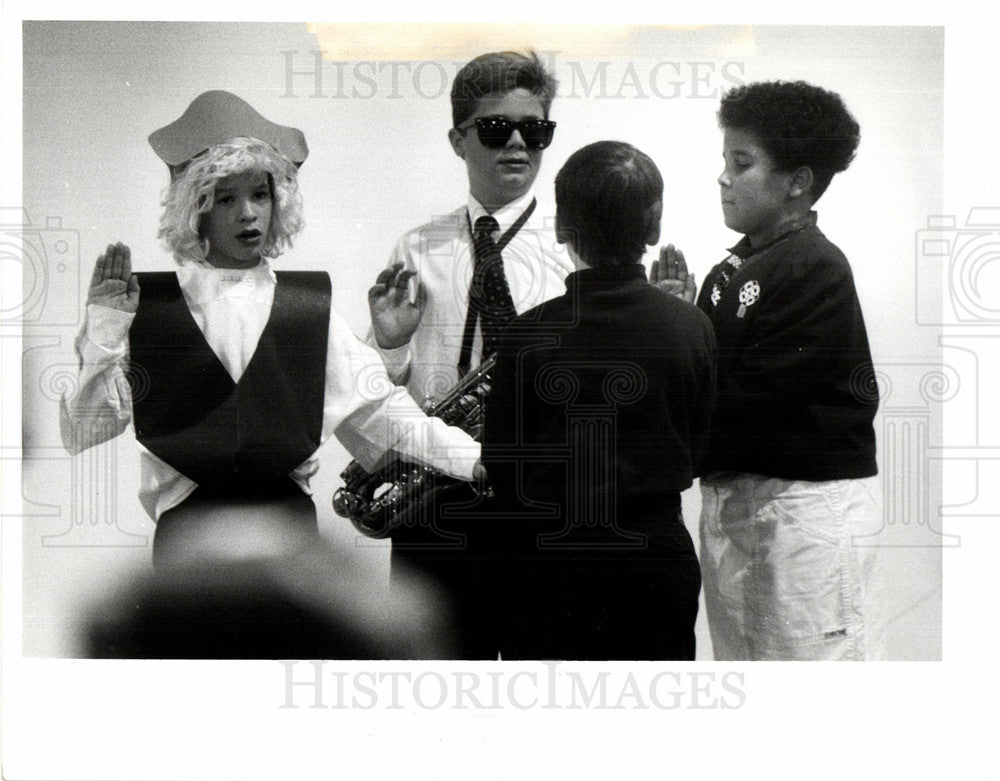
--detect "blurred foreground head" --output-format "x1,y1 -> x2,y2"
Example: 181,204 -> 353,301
83,542 -> 449,660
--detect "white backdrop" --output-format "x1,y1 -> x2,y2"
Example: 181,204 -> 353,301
8,12 -> 983,781
18,21 -> 943,658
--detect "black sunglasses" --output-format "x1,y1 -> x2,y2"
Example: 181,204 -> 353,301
459,116 -> 557,150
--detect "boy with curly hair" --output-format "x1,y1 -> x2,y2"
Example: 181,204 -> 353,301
655,80 -> 886,660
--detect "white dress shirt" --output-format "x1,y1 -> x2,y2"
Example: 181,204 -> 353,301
61,258 -> 480,520
374,191 -> 574,404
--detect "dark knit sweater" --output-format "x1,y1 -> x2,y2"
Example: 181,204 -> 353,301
485,263 -> 717,526
695,217 -> 878,480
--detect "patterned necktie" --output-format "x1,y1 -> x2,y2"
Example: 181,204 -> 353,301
470,215 -> 517,359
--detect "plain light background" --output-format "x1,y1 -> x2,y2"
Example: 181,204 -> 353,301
17,21 -> 944,660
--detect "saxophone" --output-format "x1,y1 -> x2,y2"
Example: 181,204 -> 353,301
332,355 -> 496,538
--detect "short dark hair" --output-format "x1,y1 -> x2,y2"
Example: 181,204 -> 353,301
718,80 -> 860,200
451,51 -> 558,128
555,141 -> 663,267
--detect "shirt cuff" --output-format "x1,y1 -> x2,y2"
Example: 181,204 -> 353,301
375,342 -> 412,384
85,303 -> 135,349
441,437 -> 481,481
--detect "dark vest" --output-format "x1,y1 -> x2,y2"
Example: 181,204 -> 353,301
129,271 -> 330,490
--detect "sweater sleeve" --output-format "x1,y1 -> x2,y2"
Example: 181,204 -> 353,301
480,334 -> 523,512
690,316 -> 718,473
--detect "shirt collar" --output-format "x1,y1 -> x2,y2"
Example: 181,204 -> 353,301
175,257 -> 276,305
467,190 -> 536,236
728,210 -> 818,259
565,263 -> 647,293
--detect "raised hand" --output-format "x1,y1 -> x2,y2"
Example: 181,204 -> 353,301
368,262 -> 426,349
650,244 -> 697,304
87,242 -> 140,313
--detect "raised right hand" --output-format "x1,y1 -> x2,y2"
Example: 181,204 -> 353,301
87,242 -> 140,313
368,262 -> 426,349
650,244 -> 697,304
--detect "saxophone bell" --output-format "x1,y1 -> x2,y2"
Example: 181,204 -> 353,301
332,355 -> 496,539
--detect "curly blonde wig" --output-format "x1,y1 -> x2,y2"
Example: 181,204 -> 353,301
157,137 -> 304,263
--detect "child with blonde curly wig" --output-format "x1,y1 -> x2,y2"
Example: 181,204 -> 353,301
62,91 -> 481,572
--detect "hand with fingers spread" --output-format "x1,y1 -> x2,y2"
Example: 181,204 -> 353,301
650,244 -> 697,304
87,242 -> 140,313
368,262 -> 426,349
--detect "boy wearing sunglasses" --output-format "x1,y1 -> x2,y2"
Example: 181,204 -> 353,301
367,51 -> 573,658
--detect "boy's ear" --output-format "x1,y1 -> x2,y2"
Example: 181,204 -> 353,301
644,200 -> 663,246
554,211 -> 570,246
554,210 -> 583,251
447,127 -> 466,160
788,166 -> 814,199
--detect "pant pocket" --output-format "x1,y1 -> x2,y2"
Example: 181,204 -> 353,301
746,497 -> 849,658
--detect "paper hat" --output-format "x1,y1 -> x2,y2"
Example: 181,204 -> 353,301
148,90 -> 309,168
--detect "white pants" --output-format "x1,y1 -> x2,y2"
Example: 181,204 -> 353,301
700,473 -> 887,661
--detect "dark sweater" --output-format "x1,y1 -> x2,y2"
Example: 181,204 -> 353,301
484,263 -> 717,529
695,218 -> 878,480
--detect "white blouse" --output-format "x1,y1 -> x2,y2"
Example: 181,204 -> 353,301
60,258 -> 480,520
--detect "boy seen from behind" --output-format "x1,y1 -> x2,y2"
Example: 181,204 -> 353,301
484,141 -> 717,660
